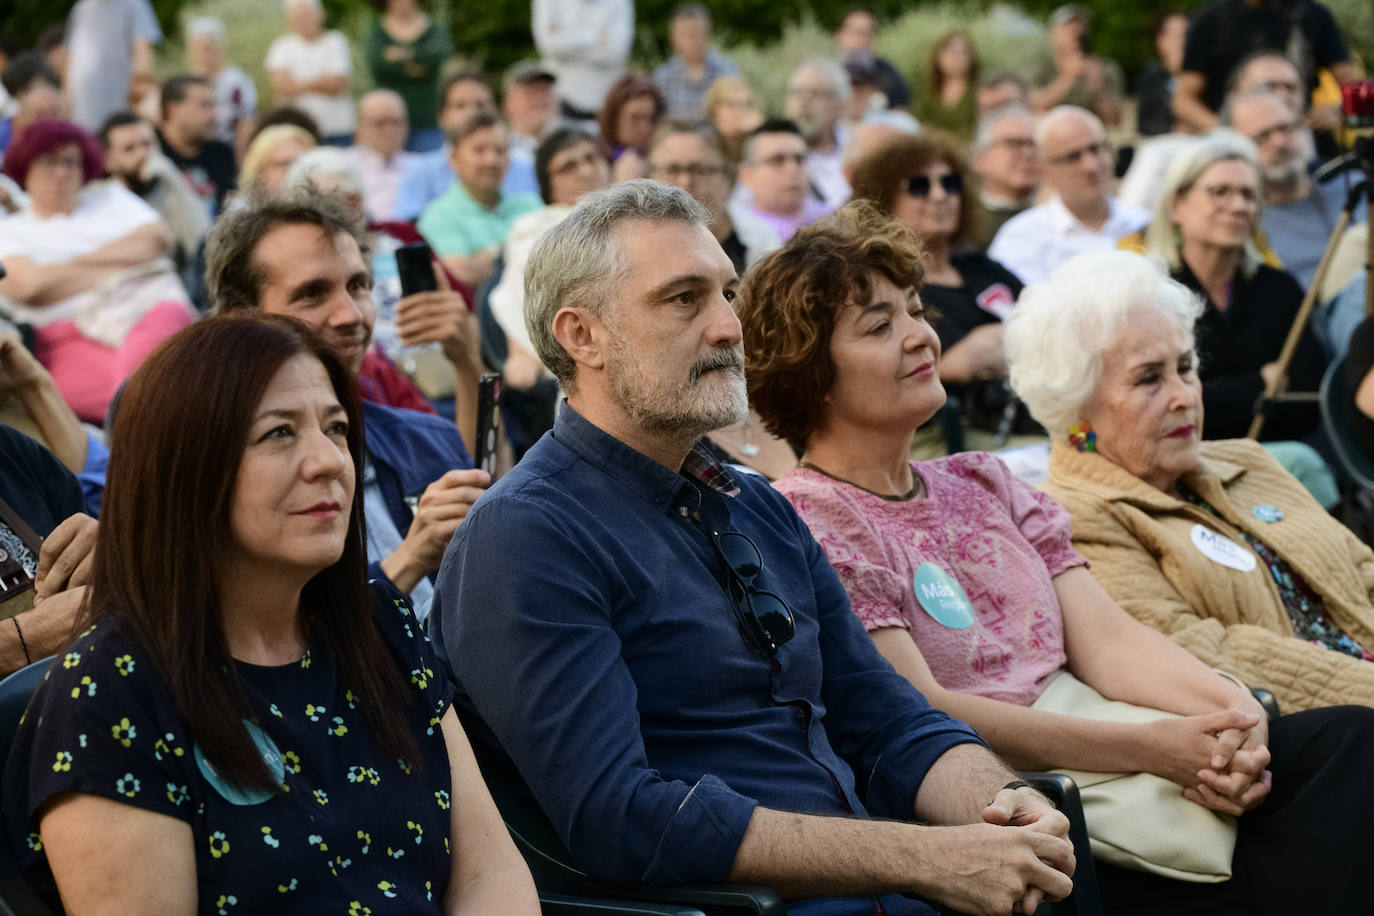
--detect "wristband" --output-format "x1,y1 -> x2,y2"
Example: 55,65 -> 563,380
1001,779 -> 1034,793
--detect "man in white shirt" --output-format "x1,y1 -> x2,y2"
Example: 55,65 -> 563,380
532,0 -> 633,121
988,106 -> 1147,284
731,119 -> 834,257
783,59 -> 851,209
349,90 -> 416,224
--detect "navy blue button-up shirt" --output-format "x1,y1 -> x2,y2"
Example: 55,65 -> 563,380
430,406 -> 985,914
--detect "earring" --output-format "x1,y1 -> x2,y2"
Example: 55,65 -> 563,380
1068,422 -> 1097,453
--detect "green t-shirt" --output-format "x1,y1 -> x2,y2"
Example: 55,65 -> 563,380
364,19 -> 455,130
915,86 -> 978,141
417,182 -> 542,257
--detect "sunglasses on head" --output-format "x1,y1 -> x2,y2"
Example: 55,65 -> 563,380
710,530 -> 796,660
902,173 -> 963,197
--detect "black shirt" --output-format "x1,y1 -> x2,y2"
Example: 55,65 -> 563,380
1177,261 -> 1326,441
1181,0 -> 1350,112
157,130 -> 237,217
0,424 -> 82,540
1135,61 -> 1176,137
872,56 -> 911,110
1345,316 -> 1374,461
720,229 -> 748,277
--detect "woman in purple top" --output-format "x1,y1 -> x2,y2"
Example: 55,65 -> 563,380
736,198 -> 1374,914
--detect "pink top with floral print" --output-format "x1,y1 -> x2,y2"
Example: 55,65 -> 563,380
775,452 -> 1084,707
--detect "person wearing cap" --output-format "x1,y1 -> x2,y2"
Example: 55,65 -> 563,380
652,4 -> 739,123
186,17 -> 258,162
1029,4 -> 1124,128
501,60 -> 557,157
364,0 -> 455,153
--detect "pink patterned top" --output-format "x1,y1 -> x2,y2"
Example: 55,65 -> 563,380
775,452 -> 1085,707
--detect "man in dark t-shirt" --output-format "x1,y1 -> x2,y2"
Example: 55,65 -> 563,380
156,74 -> 237,218
1172,0 -> 1354,132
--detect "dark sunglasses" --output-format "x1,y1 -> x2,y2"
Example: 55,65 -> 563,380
902,173 -> 962,197
710,530 -> 796,660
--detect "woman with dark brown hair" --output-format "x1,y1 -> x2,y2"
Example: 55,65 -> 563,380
849,130 -> 1033,448
2,316 -> 537,914
597,74 -> 664,181
915,31 -> 979,140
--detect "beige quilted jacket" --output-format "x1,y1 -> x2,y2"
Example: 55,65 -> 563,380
1043,438 -> 1374,713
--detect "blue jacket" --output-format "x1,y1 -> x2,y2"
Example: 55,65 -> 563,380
430,406 -> 982,914
362,400 -> 471,589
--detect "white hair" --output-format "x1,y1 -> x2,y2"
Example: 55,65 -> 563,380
1033,105 -> 1103,150
1144,129 -> 1263,276
973,105 -> 1034,153
524,179 -> 710,391
284,147 -> 366,201
187,17 -> 227,43
790,58 -> 852,104
1004,250 -> 1204,439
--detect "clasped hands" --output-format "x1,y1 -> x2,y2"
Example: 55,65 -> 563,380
1147,705 -> 1272,816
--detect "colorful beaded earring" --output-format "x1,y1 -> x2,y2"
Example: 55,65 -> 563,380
1068,422 -> 1097,453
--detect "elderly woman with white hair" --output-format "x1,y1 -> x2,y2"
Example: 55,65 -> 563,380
1006,249 -> 1374,714
744,202 -> 1374,914
1140,132 -> 1325,443
265,0 -> 356,145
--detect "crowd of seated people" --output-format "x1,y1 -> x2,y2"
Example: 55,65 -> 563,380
1,1 -> 1373,912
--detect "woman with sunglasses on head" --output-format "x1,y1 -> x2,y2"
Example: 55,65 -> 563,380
738,200 -> 1374,915
849,130 -> 1036,449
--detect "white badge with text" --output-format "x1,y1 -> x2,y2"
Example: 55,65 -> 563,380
1190,524 -> 1257,573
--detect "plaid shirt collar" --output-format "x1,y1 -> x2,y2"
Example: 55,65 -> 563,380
681,440 -> 741,499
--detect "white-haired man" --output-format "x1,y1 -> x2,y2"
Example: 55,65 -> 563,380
783,59 -> 852,207
988,106 -> 1147,284
970,105 -> 1039,248
349,89 -> 416,223
430,180 -> 1075,916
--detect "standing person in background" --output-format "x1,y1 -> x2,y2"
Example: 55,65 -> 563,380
157,75 -> 237,219
916,31 -> 979,141
1171,0 -> 1355,134
63,0 -> 161,132
1135,11 -> 1188,138
653,4 -> 738,123
704,76 -> 763,164
418,112 -> 541,289
1030,4 -> 1123,129
532,0 -> 633,124
969,106 -> 1038,249
784,59 -> 852,208
186,17 -> 257,164
365,0 -> 454,154
834,8 -> 909,111
266,0 -> 355,147
597,75 -> 664,182
502,60 -> 558,157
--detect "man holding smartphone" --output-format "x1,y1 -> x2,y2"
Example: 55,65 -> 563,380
206,190 -> 487,614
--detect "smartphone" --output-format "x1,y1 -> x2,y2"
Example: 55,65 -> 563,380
395,243 -> 437,298
474,372 -> 502,477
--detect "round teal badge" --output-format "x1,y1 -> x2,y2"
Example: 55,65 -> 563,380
1252,505 -> 1284,523
194,720 -> 285,806
913,562 -> 975,629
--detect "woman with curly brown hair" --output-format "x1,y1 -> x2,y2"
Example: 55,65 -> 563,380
849,130 -> 1033,447
735,199 -> 1374,915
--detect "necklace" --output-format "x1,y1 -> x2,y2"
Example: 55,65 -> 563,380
798,461 -> 923,501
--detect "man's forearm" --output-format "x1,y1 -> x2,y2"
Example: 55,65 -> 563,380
12,379 -> 87,472
76,223 -> 170,269
914,742 -> 1020,826
1172,85 -> 1218,132
379,547 -> 424,595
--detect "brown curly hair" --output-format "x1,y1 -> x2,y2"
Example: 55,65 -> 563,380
738,199 -> 926,451
847,130 -> 981,248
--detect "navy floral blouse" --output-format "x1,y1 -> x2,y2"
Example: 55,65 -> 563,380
2,581 -> 456,914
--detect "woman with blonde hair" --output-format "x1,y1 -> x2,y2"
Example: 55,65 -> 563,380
239,123 -> 318,197
704,75 -> 763,163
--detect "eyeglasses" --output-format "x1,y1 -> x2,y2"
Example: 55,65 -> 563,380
1248,119 -> 1301,147
786,86 -> 836,101
1046,141 -> 1111,167
903,173 -> 963,197
1195,183 -> 1260,207
752,152 -> 806,169
993,137 -> 1036,153
651,163 -> 726,180
710,530 -> 795,660
1254,79 -> 1301,97
33,153 -> 84,172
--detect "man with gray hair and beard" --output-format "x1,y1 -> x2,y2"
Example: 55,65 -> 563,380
1223,87 -> 1366,292
429,180 -> 1075,915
